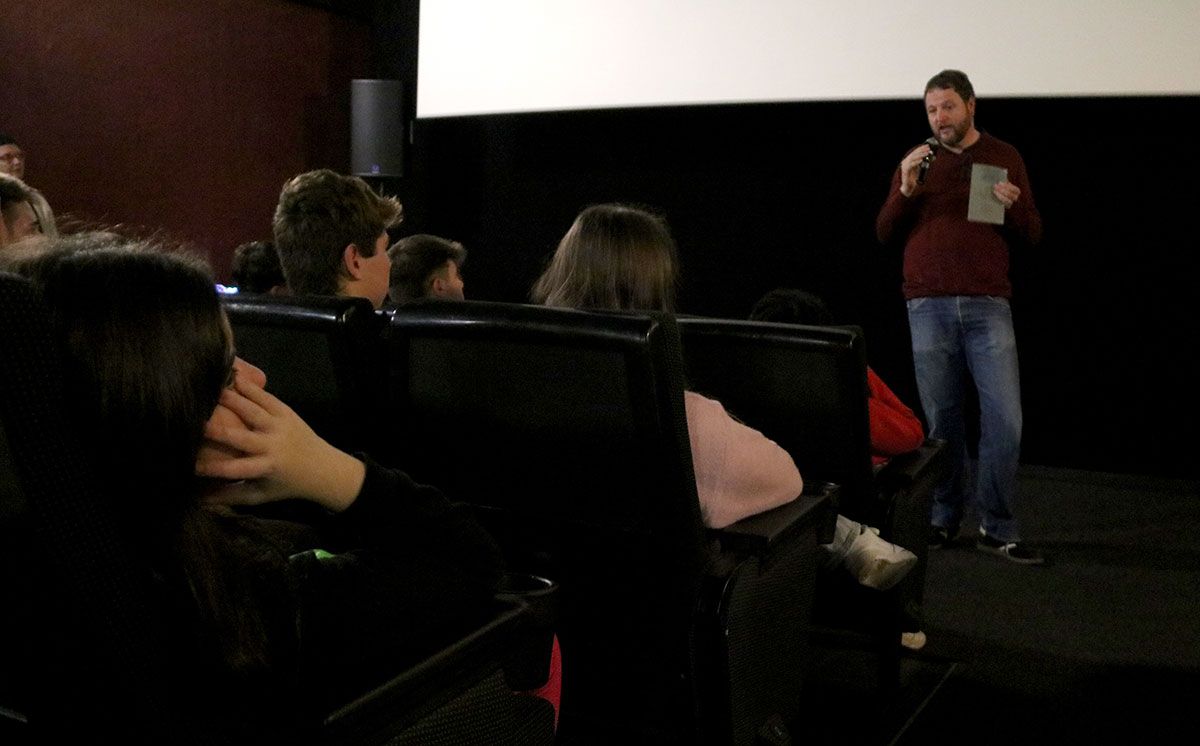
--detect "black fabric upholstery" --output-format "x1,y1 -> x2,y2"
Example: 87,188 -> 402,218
322,599 -> 555,746
386,300 -> 832,744
677,316 -> 948,686
222,293 -> 388,456
384,672 -> 553,746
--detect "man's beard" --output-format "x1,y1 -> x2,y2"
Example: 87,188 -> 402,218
937,119 -> 971,148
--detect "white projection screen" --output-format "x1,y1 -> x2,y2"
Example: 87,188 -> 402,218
417,0 -> 1200,119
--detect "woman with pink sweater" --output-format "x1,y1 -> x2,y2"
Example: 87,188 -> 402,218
532,203 -> 916,590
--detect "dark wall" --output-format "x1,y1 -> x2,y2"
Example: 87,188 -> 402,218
3,0 -> 1195,478
0,0 -> 371,279
397,96 -> 1200,479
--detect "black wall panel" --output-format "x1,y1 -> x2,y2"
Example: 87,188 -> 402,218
396,96 -> 1200,479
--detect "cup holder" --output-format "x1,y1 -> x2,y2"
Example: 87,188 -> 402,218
496,572 -> 558,690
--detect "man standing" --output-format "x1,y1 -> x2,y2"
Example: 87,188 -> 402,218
272,169 -> 403,309
876,70 -> 1043,564
386,234 -> 467,305
0,134 -> 57,238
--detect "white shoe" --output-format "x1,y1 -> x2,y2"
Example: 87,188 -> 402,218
900,630 -> 927,651
844,526 -> 917,591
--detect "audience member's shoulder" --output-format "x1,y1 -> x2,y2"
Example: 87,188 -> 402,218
684,390 -> 728,418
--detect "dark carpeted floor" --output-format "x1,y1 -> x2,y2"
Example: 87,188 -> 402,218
801,465 -> 1200,745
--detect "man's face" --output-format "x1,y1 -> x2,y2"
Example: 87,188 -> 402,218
0,144 -> 26,180
2,200 -> 40,242
431,259 -> 466,301
362,231 -> 392,309
925,87 -> 975,149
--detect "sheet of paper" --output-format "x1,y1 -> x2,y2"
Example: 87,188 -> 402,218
968,163 -> 1008,225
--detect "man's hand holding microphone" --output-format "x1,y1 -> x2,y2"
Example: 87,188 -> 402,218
899,138 -> 940,197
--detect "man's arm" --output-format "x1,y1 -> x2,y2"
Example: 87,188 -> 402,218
999,152 -> 1043,247
876,165 -> 916,246
876,144 -> 933,245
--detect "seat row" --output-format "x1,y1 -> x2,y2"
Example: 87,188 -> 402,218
1,279 -> 943,744
223,293 -> 946,743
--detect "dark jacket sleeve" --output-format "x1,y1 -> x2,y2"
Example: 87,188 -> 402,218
285,456 -> 505,700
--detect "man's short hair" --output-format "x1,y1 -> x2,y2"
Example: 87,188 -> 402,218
925,69 -> 975,102
0,133 -> 16,148
230,240 -> 286,294
387,234 -> 466,304
749,287 -> 834,326
271,169 -> 403,297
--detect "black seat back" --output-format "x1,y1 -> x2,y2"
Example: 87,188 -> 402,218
222,294 -> 387,455
385,300 -> 709,740
678,316 -> 875,522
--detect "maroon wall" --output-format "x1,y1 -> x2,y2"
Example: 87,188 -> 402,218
0,0 -> 371,279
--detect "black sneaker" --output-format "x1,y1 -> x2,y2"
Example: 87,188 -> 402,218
976,532 -> 1045,565
928,525 -> 953,549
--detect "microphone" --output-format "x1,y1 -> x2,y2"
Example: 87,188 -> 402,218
917,137 -> 940,185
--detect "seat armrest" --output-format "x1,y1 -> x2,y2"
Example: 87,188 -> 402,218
708,482 -> 838,556
495,574 -> 558,691
874,439 -> 948,492
321,599 -> 529,745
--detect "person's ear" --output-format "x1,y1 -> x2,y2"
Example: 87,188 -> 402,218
342,243 -> 365,279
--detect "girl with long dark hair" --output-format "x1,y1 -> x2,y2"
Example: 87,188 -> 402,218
5,235 -> 505,728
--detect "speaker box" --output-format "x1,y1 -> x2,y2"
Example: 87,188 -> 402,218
351,79 -> 406,178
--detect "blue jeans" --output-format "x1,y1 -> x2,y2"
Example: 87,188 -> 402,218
907,296 -> 1023,542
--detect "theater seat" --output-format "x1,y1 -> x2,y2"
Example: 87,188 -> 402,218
221,293 -> 388,456
677,315 -> 948,687
385,300 -> 834,745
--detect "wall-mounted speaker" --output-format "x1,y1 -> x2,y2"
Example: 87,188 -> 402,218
351,79 -> 406,178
